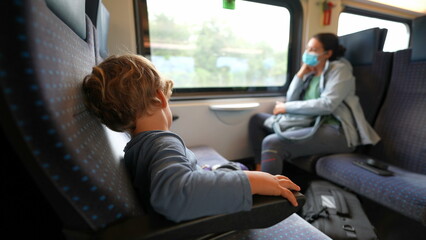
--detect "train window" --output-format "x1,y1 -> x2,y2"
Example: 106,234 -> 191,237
338,11 -> 410,52
135,0 -> 303,98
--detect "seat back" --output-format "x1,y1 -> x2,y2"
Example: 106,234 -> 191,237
0,0 -> 142,234
86,0 -> 110,62
367,16 -> 426,174
339,28 -> 393,125
411,15 -> 426,62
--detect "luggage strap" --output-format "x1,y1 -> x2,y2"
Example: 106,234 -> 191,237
331,189 -> 350,217
305,206 -> 328,223
343,224 -> 357,239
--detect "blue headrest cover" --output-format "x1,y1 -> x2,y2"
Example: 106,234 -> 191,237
45,0 -> 86,39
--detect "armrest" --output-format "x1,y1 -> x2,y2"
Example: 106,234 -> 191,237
95,193 -> 305,240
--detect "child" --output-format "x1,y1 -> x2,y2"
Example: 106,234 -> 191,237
82,54 -> 301,222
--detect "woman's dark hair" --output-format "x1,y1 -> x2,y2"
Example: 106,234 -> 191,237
313,33 -> 346,61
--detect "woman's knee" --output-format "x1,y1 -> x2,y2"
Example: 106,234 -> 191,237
262,134 -> 283,150
249,113 -> 270,129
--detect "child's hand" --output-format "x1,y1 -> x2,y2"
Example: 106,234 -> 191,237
244,171 -> 301,207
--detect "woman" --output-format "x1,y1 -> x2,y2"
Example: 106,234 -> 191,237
248,33 -> 380,174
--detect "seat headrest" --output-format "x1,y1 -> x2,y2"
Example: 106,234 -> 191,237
339,28 -> 386,66
97,3 -> 110,58
45,0 -> 86,39
85,0 -> 110,59
411,15 -> 426,62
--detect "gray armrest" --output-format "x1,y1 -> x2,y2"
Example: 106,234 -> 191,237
93,193 -> 305,240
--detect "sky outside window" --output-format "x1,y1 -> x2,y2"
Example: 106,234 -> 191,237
338,12 -> 410,52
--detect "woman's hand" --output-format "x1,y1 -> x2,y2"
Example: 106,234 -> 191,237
273,101 -> 286,115
244,171 -> 301,207
296,63 -> 313,78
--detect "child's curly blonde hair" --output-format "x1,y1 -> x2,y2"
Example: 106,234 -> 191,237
82,54 -> 173,133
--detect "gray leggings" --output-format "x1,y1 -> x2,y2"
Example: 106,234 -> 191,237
261,124 -> 355,175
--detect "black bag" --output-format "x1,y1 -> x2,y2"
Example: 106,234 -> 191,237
301,180 -> 378,240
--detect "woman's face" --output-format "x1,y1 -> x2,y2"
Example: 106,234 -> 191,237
305,38 -> 332,64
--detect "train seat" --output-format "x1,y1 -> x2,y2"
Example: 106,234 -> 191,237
339,28 -> 393,125
190,145 -> 250,170
0,0 -> 311,239
316,15 -> 426,226
1,0 -> 142,234
411,15 -> 426,62
221,213 -> 331,240
85,0 -> 110,62
288,27 -> 393,173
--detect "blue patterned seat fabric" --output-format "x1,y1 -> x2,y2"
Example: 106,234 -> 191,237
223,214 -> 331,240
1,0 -> 143,232
190,145 -> 250,170
316,23 -> 426,225
316,153 -> 426,224
339,28 -> 393,125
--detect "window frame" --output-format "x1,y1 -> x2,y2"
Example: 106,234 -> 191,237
340,6 -> 412,50
133,0 -> 303,100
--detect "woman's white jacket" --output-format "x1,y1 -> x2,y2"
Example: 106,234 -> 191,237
284,58 -> 380,147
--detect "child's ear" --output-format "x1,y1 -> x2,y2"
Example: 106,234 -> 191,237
156,90 -> 168,108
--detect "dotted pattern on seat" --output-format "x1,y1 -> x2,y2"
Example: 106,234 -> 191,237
316,48 -> 426,225
223,213 -> 332,240
316,154 -> 426,225
368,49 -> 426,174
353,51 -> 393,125
0,0 -> 142,230
190,145 -> 229,167
340,28 -> 393,125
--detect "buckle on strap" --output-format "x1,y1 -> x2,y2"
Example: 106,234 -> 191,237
343,224 -> 357,238
343,224 -> 355,232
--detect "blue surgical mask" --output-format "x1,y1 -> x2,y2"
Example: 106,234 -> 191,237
302,51 -> 321,66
